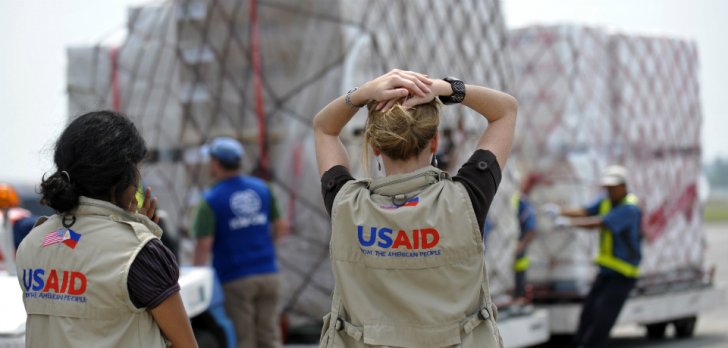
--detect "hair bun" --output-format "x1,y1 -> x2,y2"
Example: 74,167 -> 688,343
364,99 -> 440,162
40,171 -> 79,213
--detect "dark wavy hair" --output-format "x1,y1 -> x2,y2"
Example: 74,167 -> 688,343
40,111 -> 147,213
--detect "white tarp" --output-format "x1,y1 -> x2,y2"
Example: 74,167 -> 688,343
509,25 -> 704,294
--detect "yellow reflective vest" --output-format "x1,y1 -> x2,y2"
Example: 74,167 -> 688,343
511,193 -> 530,272
595,193 -> 641,278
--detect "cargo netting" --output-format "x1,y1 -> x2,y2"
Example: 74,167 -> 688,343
67,0 -> 518,325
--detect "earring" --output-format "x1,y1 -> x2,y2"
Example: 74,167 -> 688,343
432,155 -> 438,168
377,158 -> 382,171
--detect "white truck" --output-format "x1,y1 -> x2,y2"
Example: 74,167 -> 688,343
493,308 -> 550,348
533,266 -> 724,341
515,179 -> 726,344
507,23 -> 726,345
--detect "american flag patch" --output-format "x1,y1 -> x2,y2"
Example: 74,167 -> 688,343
42,229 -> 66,247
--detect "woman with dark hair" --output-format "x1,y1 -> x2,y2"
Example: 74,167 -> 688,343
314,70 -> 517,347
15,111 -> 197,348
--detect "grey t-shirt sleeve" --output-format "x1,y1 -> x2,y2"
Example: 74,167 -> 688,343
127,238 -> 181,309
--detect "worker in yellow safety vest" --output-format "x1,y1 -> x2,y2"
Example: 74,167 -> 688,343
546,165 -> 642,348
511,173 -> 541,305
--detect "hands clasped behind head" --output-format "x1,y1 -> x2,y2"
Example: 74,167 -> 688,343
362,69 -> 434,112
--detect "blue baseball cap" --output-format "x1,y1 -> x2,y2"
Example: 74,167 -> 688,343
207,137 -> 244,165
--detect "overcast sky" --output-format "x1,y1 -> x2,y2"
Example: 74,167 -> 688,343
0,0 -> 725,184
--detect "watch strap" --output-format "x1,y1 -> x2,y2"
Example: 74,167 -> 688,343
439,77 -> 466,105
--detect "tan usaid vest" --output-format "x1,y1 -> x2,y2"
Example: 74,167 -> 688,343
15,197 -> 168,348
321,166 -> 504,348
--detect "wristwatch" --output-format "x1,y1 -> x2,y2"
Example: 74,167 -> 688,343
439,77 -> 466,105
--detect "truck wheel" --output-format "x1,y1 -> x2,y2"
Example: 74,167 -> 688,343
645,322 -> 667,339
673,316 -> 697,338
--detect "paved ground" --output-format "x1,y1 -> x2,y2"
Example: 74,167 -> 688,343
606,221 -> 728,348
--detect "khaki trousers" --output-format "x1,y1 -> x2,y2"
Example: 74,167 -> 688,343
223,273 -> 281,348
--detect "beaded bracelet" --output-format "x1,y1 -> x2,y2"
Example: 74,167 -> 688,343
345,87 -> 364,108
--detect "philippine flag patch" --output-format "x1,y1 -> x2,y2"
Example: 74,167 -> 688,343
381,196 -> 420,210
42,228 -> 82,249
402,197 -> 420,207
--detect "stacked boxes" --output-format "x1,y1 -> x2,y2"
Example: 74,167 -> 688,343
67,0 -> 514,325
508,26 -> 613,291
509,25 -> 704,293
67,3 -> 705,321
609,34 -> 703,278
66,4 -> 192,231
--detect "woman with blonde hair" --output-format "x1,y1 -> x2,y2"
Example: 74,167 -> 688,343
313,70 -> 517,347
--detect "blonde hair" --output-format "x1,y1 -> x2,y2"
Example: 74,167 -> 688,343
363,98 -> 440,171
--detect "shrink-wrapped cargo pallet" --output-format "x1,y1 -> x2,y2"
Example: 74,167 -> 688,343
67,0 -> 516,325
508,25 -> 613,291
66,4 -> 190,225
509,25 -> 704,295
610,34 -> 703,280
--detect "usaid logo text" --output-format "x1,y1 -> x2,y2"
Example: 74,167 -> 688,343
357,225 -> 440,249
22,268 -> 88,303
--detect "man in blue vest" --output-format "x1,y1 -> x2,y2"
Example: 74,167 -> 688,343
193,137 -> 286,348
550,165 -> 642,348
